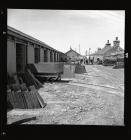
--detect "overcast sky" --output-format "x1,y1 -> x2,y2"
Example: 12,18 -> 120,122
7,9 -> 125,55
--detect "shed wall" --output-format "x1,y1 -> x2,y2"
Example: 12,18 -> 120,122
7,40 -> 16,74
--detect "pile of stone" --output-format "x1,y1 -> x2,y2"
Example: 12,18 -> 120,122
74,64 -> 87,74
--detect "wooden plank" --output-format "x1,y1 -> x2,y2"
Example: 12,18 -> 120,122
28,91 -> 35,108
27,91 -> 34,109
11,91 -> 17,108
28,91 -> 37,108
35,91 -> 46,108
28,86 -> 43,108
27,69 -> 43,88
23,91 -> 33,109
30,91 -> 41,108
7,90 -> 14,109
14,91 -> 23,109
23,71 -> 38,88
26,64 -> 38,73
21,72 -> 34,87
15,91 -> 21,108
11,91 -> 18,108
17,92 -> 25,109
21,91 -> 28,108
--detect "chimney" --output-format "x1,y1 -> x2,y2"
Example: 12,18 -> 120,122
113,37 -> 120,48
105,40 -> 111,47
98,48 -> 101,51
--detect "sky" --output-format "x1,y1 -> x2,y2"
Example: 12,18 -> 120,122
7,9 -> 125,55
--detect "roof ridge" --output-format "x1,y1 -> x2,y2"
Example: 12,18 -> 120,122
65,48 -> 81,56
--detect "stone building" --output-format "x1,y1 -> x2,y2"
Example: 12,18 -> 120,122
65,48 -> 83,63
90,37 -> 124,62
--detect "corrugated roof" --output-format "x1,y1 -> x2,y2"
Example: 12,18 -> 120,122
7,26 -> 62,53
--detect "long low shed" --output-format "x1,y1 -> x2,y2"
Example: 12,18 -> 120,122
7,26 -> 67,75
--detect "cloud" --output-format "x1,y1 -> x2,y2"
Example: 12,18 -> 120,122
58,10 -> 124,21
7,9 -> 125,54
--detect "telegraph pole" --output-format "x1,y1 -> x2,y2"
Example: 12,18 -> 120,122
89,48 -> 91,56
79,44 -> 81,54
85,50 -> 88,56
75,48 -> 77,52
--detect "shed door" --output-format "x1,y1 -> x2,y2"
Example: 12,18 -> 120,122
34,48 -> 40,63
16,43 -> 27,73
44,49 -> 48,62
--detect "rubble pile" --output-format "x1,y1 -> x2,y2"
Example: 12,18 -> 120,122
75,64 -> 87,74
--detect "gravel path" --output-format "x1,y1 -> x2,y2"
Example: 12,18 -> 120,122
7,65 -> 124,125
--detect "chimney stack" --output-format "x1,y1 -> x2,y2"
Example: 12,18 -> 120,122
98,48 -> 101,51
105,40 -> 111,47
113,37 -> 120,48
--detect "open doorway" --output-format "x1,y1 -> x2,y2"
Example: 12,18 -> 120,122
16,43 -> 27,73
34,47 -> 40,63
44,49 -> 48,62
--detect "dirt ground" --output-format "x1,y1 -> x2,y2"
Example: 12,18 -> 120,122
7,65 -> 124,125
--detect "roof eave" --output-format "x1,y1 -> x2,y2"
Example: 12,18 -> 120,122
7,26 -> 63,53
